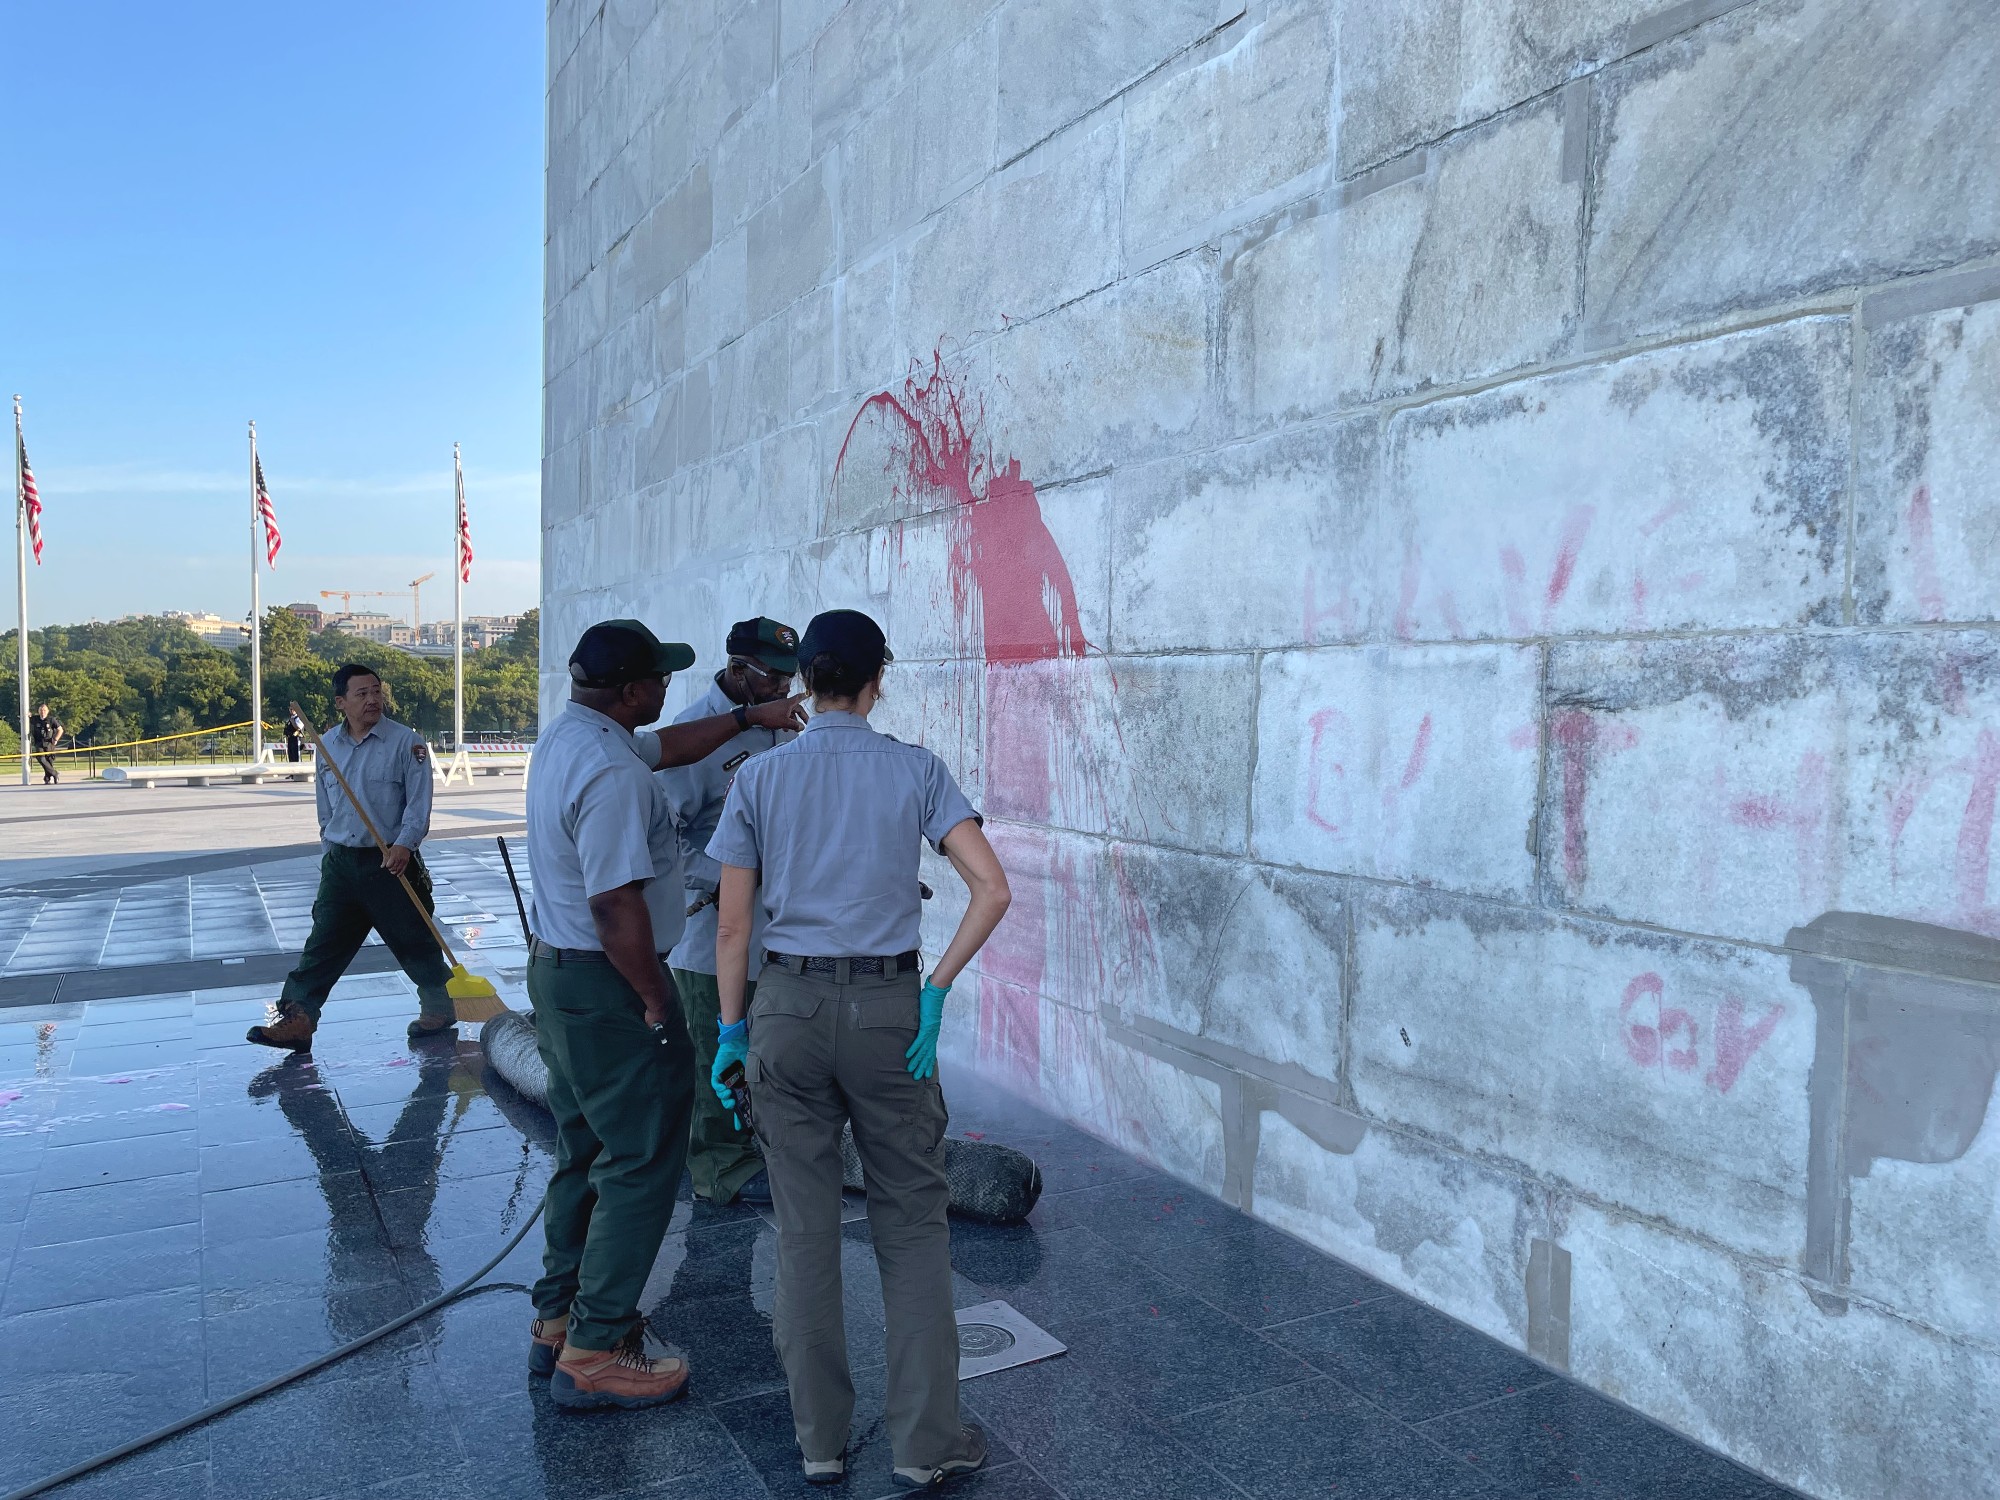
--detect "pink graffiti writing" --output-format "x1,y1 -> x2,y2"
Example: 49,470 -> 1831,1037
1620,973 -> 1698,1073
1619,974 -> 1784,1093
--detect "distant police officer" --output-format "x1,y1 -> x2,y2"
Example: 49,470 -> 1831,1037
709,609 -> 1012,1489
29,704 -> 64,785
248,664 -> 453,1051
524,619 -> 805,1411
660,615 -> 802,1208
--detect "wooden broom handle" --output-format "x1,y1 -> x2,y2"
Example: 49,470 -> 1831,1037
291,703 -> 462,967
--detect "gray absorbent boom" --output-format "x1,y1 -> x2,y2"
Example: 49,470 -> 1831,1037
480,1009 -> 1041,1224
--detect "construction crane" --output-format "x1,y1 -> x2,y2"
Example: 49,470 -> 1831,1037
407,573 -> 436,631
320,588 -> 397,616
320,574 -> 437,630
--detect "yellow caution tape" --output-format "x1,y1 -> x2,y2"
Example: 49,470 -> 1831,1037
23,719 -> 277,758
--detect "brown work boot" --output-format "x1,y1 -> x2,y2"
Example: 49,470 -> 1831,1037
246,1001 -> 316,1053
528,1314 -> 567,1378
550,1318 -> 690,1411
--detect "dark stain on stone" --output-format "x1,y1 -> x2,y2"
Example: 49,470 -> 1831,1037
1667,319 -> 1848,579
1785,911 -> 2000,1314
1102,1007 -> 1366,1214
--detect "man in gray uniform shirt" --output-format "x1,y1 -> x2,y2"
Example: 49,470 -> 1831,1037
660,615 -> 801,1206
249,663 -> 452,1051
523,619 -> 805,1411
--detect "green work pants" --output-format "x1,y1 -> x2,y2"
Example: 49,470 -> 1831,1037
529,951 -> 695,1352
280,844 -> 452,1021
747,963 -> 961,1469
671,967 -> 765,1203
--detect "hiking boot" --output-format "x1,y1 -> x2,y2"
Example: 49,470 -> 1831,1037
528,1313 -> 567,1377
407,1014 -> 457,1041
803,1453 -> 846,1486
892,1424 -> 988,1489
246,1002 -> 316,1053
551,1319 -> 690,1411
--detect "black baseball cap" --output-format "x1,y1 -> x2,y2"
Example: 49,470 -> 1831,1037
568,619 -> 697,688
797,609 -> 893,677
725,616 -> 801,675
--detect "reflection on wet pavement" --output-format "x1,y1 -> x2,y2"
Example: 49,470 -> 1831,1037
1,950 -> 1802,1499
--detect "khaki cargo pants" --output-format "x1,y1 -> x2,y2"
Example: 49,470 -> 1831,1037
746,961 -> 960,1469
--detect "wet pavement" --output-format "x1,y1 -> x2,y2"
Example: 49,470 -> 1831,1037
0,793 -> 1803,1500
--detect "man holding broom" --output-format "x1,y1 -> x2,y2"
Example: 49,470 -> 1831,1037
248,663 -> 459,1050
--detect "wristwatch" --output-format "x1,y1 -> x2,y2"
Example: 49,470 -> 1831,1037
732,704 -> 750,731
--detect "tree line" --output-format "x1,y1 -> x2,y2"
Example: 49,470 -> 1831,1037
0,607 -> 540,756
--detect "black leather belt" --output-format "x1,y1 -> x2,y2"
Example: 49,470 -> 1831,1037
530,940 -> 670,964
765,949 -> 920,980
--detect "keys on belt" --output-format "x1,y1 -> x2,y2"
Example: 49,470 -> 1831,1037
765,949 -> 921,980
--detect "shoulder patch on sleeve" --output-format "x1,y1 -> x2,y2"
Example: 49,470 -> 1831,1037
412,743 -> 428,763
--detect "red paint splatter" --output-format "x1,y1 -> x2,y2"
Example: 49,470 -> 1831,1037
1630,572 -> 1649,628
1619,972 -> 1698,1073
1507,722 -> 1541,752
1725,753 -> 1832,906
1398,715 -> 1434,790
1907,484 -> 1946,622
1885,770 -> 1933,885
1705,994 -> 1785,1094
1639,500 -> 1684,537
1551,711 -> 1637,888
836,354 -> 1101,1086
1305,708 -> 1350,834
1954,728 -> 2000,930
1302,570 -> 1357,644
1542,505 -> 1595,618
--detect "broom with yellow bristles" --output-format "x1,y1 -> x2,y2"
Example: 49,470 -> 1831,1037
290,702 -> 508,1023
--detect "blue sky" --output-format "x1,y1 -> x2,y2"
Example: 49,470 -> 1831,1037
2,2 -> 544,628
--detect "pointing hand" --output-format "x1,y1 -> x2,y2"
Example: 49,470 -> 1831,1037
747,693 -> 809,733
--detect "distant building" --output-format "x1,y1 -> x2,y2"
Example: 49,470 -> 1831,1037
415,615 -> 523,651
284,602 -> 325,631
165,610 -> 249,649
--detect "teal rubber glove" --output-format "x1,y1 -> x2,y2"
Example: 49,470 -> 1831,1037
712,1019 -> 748,1125
905,979 -> 950,1080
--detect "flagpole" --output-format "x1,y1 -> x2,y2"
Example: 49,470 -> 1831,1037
13,396 -> 28,786
248,420 -> 264,766
453,443 -> 464,764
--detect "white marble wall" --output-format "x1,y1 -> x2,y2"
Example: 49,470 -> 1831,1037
543,3 -> 2000,1493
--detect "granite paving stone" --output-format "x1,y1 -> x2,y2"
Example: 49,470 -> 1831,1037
1054,1289 -> 1316,1425
1170,1376 -> 1502,1499
1141,1217 -> 1393,1328
1421,1380 -> 1803,1499
1268,1292 -> 1557,1422
0,839 -> 1812,1500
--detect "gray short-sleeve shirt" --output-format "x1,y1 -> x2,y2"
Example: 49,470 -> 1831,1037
659,677 -> 794,974
526,702 -> 685,952
706,710 -> 979,957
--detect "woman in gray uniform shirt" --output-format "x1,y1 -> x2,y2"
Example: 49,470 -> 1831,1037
707,608 -> 1011,1490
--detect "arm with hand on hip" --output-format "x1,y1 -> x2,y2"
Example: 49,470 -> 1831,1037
711,863 -> 757,1114
907,819 -> 1012,1078
587,881 -> 674,1028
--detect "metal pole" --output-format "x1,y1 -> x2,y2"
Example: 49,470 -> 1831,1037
13,396 -> 28,785
452,443 -> 465,763
249,421 -> 263,766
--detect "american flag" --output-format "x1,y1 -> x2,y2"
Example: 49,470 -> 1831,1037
254,454 -> 281,565
455,466 -> 473,582
16,432 -> 42,565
